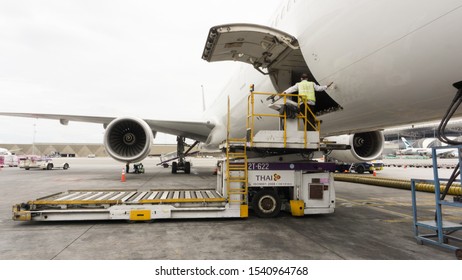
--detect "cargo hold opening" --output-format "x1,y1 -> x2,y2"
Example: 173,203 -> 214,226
202,23 -> 342,116
267,47 -> 341,116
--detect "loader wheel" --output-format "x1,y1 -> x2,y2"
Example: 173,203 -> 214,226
172,162 -> 177,174
252,189 -> 281,218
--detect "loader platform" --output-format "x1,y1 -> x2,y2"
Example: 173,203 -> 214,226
13,189 -> 232,222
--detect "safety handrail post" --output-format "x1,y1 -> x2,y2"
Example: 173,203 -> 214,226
283,94 -> 287,148
245,91 -> 320,149
246,94 -> 251,144
303,100 -> 307,148
251,92 -> 255,146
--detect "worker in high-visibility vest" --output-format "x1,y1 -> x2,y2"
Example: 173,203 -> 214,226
283,73 -> 333,131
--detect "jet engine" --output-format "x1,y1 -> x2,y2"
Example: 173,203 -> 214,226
104,117 -> 154,163
325,131 -> 384,163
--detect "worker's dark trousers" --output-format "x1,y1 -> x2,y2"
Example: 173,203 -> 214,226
299,103 -> 316,131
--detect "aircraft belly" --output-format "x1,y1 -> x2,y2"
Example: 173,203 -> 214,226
295,1 -> 462,135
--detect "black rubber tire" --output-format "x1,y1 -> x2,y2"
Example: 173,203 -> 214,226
47,163 -> 53,170
252,189 -> 281,218
63,163 -> 69,170
356,165 -> 365,174
172,162 -> 177,174
456,249 -> 462,260
185,162 -> 191,174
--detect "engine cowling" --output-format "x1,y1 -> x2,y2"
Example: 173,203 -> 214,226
104,117 -> 154,163
325,131 -> 384,163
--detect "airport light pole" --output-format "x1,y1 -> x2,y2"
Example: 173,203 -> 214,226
32,119 -> 37,155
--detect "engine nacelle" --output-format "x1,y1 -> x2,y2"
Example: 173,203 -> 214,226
104,117 -> 154,163
325,131 -> 384,163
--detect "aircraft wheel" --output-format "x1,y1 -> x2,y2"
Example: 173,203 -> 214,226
185,162 -> 191,174
456,249 -> 462,260
252,189 -> 281,218
172,162 -> 177,174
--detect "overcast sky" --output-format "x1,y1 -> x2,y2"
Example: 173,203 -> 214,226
0,0 -> 281,144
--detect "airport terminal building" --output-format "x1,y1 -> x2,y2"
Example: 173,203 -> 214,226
0,143 -> 180,157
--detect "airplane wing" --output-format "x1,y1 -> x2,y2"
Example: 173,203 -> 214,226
0,112 -> 214,142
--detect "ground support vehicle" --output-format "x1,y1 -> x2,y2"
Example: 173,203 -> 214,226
12,91 -> 344,222
12,160 -> 335,221
351,162 -> 374,174
335,161 -> 383,174
19,156 -> 69,170
132,163 -> 145,174
0,155 -> 19,167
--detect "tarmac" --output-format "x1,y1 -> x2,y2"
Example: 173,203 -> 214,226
0,157 -> 461,260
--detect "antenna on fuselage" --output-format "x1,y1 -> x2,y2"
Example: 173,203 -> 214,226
201,85 -> 206,112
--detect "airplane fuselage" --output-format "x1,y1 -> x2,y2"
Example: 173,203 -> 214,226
202,0 -> 462,147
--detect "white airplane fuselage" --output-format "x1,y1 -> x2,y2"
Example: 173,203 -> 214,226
202,0 -> 462,147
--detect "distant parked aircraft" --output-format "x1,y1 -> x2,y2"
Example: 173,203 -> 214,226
398,137 -> 458,158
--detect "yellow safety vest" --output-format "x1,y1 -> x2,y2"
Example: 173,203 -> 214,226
297,80 -> 315,104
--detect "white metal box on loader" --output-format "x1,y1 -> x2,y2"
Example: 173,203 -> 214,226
247,162 -> 335,217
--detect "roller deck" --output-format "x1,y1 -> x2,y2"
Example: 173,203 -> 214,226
32,189 -> 227,205
13,189 -> 237,222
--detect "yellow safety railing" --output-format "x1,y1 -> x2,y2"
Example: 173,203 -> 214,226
246,91 -> 320,148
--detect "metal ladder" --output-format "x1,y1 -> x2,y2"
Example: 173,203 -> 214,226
225,138 -> 248,204
225,96 -> 248,206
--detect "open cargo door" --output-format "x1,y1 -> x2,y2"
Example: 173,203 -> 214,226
202,23 -> 298,74
202,23 -> 341,116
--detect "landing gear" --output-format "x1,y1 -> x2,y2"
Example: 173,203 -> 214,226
171,136 -> 195,174
172,159 -> 191,174
157,137 -> 199,173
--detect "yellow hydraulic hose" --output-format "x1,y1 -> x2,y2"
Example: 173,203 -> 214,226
334,174 -> 462,196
